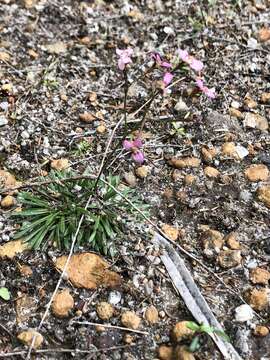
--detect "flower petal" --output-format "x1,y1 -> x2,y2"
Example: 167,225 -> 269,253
190,58 -> 203,72
161,61 -> 172,68
123,140 -> 133,150
163,72 -> 173,86
132,151 -> 144,164
178,49 -> 189,62
133,138 -> 143,148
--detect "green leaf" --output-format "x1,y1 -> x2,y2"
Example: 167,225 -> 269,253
213,329 -> 230,342
189,336 -> 200,352
200,324 -> 215,334
0,287 -> 10,301
186,321 -> 200,331
13,208 -> 50,216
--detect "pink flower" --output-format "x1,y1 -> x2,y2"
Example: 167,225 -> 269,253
163,72 -> 173,86
151,52 -> 172,68
116,48 -> 133,71
123,138 -> 144,164
196,78 -> 216,99
178,49 -> 203,73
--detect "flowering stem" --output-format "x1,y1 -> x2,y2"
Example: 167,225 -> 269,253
139,90 -> 159,135
123,69 -> 128,135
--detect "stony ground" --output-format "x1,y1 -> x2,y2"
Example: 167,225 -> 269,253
0,0 -> 270,359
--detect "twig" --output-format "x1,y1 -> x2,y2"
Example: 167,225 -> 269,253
72,321 -> 149,335
0,344 -> 139,358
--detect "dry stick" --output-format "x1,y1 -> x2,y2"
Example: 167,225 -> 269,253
0,344 -> 140,358
72,321 -> 149,335
25,117 -> 125,360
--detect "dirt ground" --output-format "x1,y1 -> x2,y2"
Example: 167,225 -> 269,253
0,0 -> 270,359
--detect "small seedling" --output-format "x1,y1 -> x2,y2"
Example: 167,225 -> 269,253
186,321 -> 230,352
73,140 -> 92,156
12,169 -> 148,257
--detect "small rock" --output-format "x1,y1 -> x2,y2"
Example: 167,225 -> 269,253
52,289 -> 74,318
254,325 -> 269,337
201,229 -> 224,258
28,49 -> 39,59
158,345 -> 173,360
123,334 -> 134,344
55,253 -> 121,289
201,147 -> 217,162
229,108 -> 243,119
0,240 -> 29,259
162,224 -> 179,241
221,142 -> 237,158
218,250 -> 242,268
184,174 -> 196,185
0,52 -> 10,62
244,164 -> 269,182
174,98 -> 188,112
234,304 -> 254,322
16,295 -> 37,324
250,268 -> 270,285
244,96 -> 257,109
0,115 -> 8,127
261,93 -> 270,104
96,124 -> 106,134
108,291 -> 121,305
248,289 -> 269,311
135,166 -> 149,178
79,112 -> 95,123
123,172 -> 137,187
121,311 -> 141,330
171,321 -> 194,342
169,157 -> 201,169
96,302 -> 114,320
96,324 -> 106,332
204,166 -> 220,178
1,195 -> 15,208
19,264 -> 33,277
174,346 -> 196,360
243,113 -> 268,131
0,170 -> 17,191
17,330 -> 43,349
257,185 -> 270,208
45,41 -> 67,55
145,305 -> 159,324
258,27 -> 270,42
51,158 -> 69,171
235,145 -> 249,160
225,233 -> 241,250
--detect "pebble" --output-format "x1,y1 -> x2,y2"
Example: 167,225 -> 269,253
244,96 -> 257,109
121,311 -> 141,330
123,172 -> 137,187
254,325 -> 269,337
184,174 -> 196,185
201,229 -> 224,258
201,147 -> 216,162
108,291 -> 122,305
161,224 -> 179,241
218,250 -> 242,268
174,98 -> 188,112
229,108 -> 243,119
221,142 -> 237,158
225,233 -> 241,250
169,157 -> 201,169
243,113 -> 268,131
244,164 -> 269,182
258,27 -> 270,42
239,190 -> 252,202
1,195 -> 15,208
234,304 -> 254,322
123,334 -> 134,344
171,321 -> 194,342
0,239 -> 29,259
235,145 -> 249,159
0,115 -> 8,127
96,302 -> 114,320
158,345 -> 173,360
248,288 -> 269,311
52,289 -> 74,318
96,124 -> 106,134
21,130 -> 30,139
261,92 -> 270,103
51,158 -> 70,171
174,346 -> 196,360
135,166 -> 149,178
231,100 -> 241,109
19,264 -> 33,277
257,185 -> 270,208
250,268 -> 270,285
204,166 -> 220,178
17,329 -> 43,349
145,305 -> 159,324
79,112 -> 95,123
0,52 -> 10,62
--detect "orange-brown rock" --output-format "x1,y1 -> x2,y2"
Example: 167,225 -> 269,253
162,224 -> 179,241
250,268 -> 270,285
257,185 -> 270,207
55,253 -> 121,289
248,289 -> 269,311
52,289 -> 74,318
169,157 -> 201,169
244,164 -> 269,182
